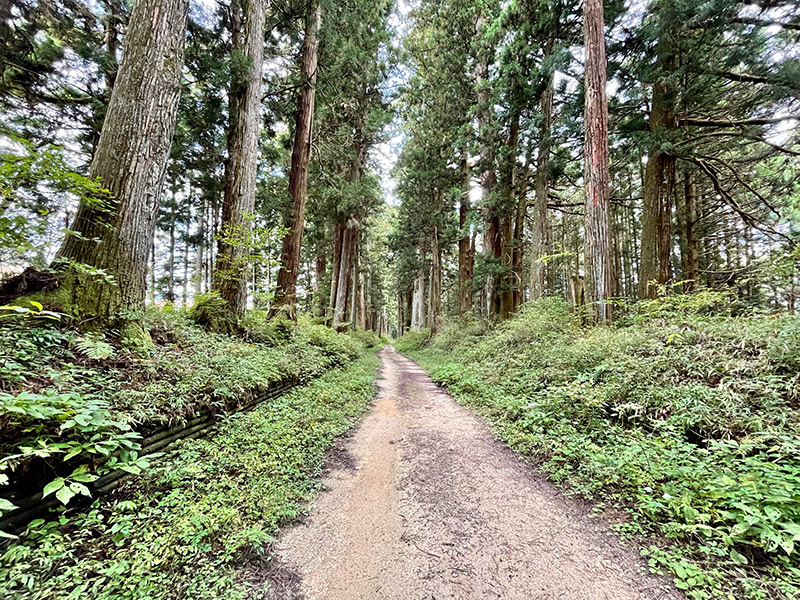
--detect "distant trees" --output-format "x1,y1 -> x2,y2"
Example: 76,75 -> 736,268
393,0 -> 800,330
2,0 -> 800,338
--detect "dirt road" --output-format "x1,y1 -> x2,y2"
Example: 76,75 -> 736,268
267,346 -> 681,600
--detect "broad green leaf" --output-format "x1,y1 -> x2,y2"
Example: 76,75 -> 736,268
730,549 -> 748,565
70,483 -> 91,497
42,478 -> 65,498
55,485 -> 75,505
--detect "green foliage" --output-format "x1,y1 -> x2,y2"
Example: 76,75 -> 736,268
620,284 -> 732,321
0,303 -> 375,542
345,328 -> 386,349
189,292 -> 239,334
0,353 -> 380,599
0,138 -> 112,266
73,333 -> 114,360
404,298 -> 800,599
393,328 -> 432,353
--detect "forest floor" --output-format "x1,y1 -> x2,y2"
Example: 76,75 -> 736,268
265,347 -> 682,600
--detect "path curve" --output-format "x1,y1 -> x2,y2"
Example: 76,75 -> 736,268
266,346 -> 682,600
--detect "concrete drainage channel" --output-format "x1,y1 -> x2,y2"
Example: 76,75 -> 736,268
1,377 -> 298,536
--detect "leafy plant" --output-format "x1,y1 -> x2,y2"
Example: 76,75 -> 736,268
404,298 -> 800,599
0,352 -> 380,599
74,333 -> 114,360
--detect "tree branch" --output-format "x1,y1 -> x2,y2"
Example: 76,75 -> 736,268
679,115 -> 799,127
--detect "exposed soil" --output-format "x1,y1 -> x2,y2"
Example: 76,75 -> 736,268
266,347 -> 683,600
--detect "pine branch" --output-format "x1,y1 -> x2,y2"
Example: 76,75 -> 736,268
729,17 -> 800,32
679,115 -> 798,127
687,157 -> 793,244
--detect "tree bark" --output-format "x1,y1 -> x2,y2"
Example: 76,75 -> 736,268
182,220 -> 190,306
54,0 -> 188,342
498,106 -> 520,320
638,39 -> 677,298
333,216 -> 357,326
329,221 -> 344,319
474,15 -> 499,318
683,169 -> 700,290
512,157 -> 531,311
167,207 -> 176,302
350,234 -> 361,329
530,72 -> 554,300
314,252 -> 326,316
271,2 -> 321,319
457,149 -> 473,315
411,257 -> 425,331
583,0 -> 613,323
194,203 -> 205,298
429,225 -> 442,333
213,0 -> 266,319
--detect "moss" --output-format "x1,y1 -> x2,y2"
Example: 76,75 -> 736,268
190,293 -> 240,335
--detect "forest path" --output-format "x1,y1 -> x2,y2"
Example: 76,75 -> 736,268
265,346 -> 681,600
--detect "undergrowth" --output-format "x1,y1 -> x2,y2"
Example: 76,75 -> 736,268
399,296 -> 800,600
0,303 -> 383,536
0,351 -> 380,599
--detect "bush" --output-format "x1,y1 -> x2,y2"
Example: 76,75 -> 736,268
393,328 -> 432,353
346,328 -> 385,349
0,305 -> 375,539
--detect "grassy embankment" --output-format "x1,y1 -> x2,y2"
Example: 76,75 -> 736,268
396,295 -> 800,600
0,307 -> 382,598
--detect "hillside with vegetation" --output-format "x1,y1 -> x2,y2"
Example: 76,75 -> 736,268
397,296 -> 800,599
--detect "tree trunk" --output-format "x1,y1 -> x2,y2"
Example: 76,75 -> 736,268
333,216 -> 356,326
429,225 -> 442,333
271,2 -> 321,319
683,169 -> 700,290
530,72 -> 554,300
350,234 -> 360,329
498,105 -> 520,320
149,243 -> 156,304
167,205 -> 176,302
396,295 -> 404,337
583,0 -> 613,324
182,220 -> 190,306
329,221 -> 344,319
213,0 -> 266,319
638,41 -> 677,298
54,0 -> 188,343
612,202 -> 624,297
475,15 -> 499,318
357,272 -> 367,330
457,149 -> 473,315
315,252 -> 326,316
512,156 -> 531,311
194,203 -> 205,298
411,260 -> 425,331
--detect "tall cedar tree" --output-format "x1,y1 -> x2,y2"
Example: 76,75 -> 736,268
271,1 -> 321,320
582,0 -> 612,323
54,0 -> 188,342
214,0 -> 266,321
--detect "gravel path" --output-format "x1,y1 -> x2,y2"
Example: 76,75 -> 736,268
265,346 -> 682,600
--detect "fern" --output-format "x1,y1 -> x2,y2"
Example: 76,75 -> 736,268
74,333 -> 114,360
